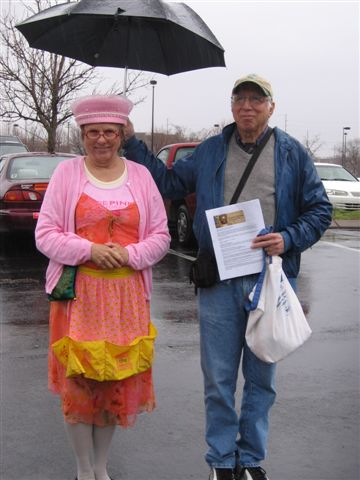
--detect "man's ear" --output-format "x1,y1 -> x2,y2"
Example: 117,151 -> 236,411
269,101 -> 275,117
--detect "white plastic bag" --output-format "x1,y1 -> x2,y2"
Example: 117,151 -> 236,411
245,255 -> 312,363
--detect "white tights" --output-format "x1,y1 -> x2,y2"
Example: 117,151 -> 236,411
65,422 -> 115,480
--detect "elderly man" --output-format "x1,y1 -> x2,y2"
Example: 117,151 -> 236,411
123,74 -> 332,480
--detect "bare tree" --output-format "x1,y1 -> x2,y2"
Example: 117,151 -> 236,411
344,139 -> 360,177
103,71 -> 151,102
0,0 -> 151,152
323,141 -> 360,176
0,0 -> 99,152
303,132 -> 323,159
138,119 -> 231,154
198,120 -> 229,140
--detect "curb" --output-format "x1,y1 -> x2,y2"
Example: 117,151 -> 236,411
329,220 -> 360,230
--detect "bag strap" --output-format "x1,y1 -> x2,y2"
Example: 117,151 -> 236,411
230,127 -> 273,205
244,226 -> 273,312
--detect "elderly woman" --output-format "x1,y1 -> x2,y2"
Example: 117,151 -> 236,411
35,95 -> 171,480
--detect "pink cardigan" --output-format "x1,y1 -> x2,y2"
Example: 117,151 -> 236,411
35,156 -> 171,300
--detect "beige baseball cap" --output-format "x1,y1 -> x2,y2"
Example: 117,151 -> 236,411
232,74 -> 273,98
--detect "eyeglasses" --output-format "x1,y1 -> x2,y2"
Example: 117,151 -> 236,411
84,129 -> 120,140
231,95 -> 271,107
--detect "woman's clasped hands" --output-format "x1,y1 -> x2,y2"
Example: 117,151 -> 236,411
91,242 -> 129,269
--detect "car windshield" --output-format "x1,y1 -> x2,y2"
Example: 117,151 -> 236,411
315,165 -> 358,182
8,156 -> 70,180
0,144 -> 28,155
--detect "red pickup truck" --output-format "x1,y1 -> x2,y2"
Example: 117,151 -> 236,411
156,142 -> 199,245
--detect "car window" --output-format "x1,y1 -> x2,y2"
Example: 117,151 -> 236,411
7,156 -> 71,180
315,165 -> 358,182
0,144 -> 28,155
156,148 -> 170,165
0,157 -> 6,174
173,147 -> 196,163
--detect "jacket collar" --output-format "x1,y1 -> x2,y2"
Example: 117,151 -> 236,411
222,122 -> 237,143
222,124 -> 293,152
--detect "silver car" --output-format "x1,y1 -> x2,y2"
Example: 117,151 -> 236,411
315,162 -> 360,210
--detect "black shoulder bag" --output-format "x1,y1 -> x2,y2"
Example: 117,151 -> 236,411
189,128 -> 273,291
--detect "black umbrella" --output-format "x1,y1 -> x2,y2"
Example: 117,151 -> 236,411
16,0 -> 225,91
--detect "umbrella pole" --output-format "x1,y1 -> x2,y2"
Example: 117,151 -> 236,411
123,66 -> 128,95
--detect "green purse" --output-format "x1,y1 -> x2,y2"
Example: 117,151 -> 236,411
48,265 -> 77,301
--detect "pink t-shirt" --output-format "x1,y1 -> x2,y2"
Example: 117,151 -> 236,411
83,163 -> 134,210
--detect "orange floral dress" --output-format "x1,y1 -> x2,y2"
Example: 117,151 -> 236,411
48,193 -> 155,427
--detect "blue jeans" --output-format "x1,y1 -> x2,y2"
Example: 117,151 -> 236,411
198,274 -> 285,468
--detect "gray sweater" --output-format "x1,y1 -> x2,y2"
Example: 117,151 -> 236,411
224,132 -> 276,227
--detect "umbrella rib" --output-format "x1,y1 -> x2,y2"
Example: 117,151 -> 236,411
123,15 -> 130,71
153,19 -> 171,75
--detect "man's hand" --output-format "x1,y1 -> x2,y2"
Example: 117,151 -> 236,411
123,119 -> 135,142
251,232 -> 285,256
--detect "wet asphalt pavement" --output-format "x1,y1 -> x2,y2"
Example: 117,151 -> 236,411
0,230 -> 359,480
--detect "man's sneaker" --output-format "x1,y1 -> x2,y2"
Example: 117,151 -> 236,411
236,466 -> 270,480
209,467 -> 235,480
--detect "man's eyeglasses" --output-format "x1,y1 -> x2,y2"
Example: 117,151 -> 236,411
84,129 -> 120,140
231,95 -> 271,107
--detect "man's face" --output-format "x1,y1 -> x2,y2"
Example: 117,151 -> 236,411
231,84 -> 275,140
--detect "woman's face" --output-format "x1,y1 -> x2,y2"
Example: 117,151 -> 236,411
82,123 -> 123,165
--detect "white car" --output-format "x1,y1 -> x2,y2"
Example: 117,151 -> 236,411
314,162 -> 360,210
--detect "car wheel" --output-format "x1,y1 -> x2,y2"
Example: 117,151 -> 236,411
176,205 -> 193,245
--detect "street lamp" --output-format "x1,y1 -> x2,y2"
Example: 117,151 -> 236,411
150,80 -> 157,151
342,126 -> 351,164
344,132 -> 349,163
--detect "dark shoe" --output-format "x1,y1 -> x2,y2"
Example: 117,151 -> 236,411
209,467 -> 235,480
236,466 -> 270,480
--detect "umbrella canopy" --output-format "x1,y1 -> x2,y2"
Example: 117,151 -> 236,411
16,0 -> 225,81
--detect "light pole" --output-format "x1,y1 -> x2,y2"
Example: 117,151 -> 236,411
150,80 -> 157,151
342,126 -> 351,164
344,132 -> 348,163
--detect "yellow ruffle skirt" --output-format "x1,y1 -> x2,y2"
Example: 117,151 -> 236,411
52,322 -> 157,382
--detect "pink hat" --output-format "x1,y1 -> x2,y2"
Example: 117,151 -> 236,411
71,95 -> 133,126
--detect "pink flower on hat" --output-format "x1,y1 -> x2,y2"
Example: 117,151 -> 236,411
71,95 -> 133,126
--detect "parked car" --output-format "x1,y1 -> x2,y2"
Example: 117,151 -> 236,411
0,135 -> 29,156
314,162 -> 360,210
0,152 -> 76,233
156,142 -> 199,245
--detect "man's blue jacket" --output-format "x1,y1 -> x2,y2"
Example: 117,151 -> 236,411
124,123 -> 332,279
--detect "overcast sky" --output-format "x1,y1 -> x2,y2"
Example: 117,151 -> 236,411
3,1 -> 359,157
135,0 -> 359,157
118,0 -> 359,158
